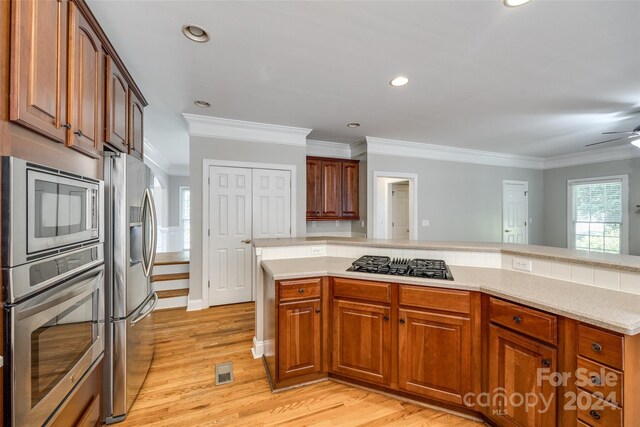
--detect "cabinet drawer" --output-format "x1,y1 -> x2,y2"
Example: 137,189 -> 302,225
332,278 -> 391,303
577,390 -> 622,427
577,357 -> 623,406
578,324 -> 624,370
489,298 -> 557,345
278,278 -> 321,302
399,285 -> 470,314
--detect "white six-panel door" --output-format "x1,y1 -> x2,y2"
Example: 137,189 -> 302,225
209,166 -> 253,306
208,166 -> 292,306
502,181 -> 528,244
391,183 -> 410,240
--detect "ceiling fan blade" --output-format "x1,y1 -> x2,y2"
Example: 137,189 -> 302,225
585,136 -> 625,147
602,131 -> 636,135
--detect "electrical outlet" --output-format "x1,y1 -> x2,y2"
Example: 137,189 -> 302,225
422,219 -> 430,226
512,258 -> 532,272
335,220 -> 340,227
311,221 -> 317,228
311,246 -> 322,256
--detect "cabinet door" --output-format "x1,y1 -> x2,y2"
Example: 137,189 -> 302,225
306,158 -> 322,219
68,3 -> 103,158
105,56 -> 128,153
10,0 -> 68,141
278,300 -> 321,381
129,89 -> 144,160
488,325 -> 557,427
321,160 -> 341,217
398,309 -> 471,405
332,299 -> 391,385
341,161 -> 359,218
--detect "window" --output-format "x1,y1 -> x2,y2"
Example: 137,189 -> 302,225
568,175 -> 628,254
179,186 -> 190,250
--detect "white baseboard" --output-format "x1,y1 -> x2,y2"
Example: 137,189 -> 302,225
251,337 -> 264,359
154,296 -> 188,310
186,298 -> 204,311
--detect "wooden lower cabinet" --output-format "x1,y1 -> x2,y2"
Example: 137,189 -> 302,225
278,299 -> 321,380
332,299 -> 391,385
398,308 -> 471,405
488,324 -> 557,427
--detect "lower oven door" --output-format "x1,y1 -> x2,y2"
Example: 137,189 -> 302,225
8,265 -> 105,427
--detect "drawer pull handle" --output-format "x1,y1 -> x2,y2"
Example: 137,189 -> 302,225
592,343 -> 603,353
589,410 -> 601,420
315,308 -> 321,314
74,130 -> 83,137
298,288 -> 305,294
383,315 -> 390,322
591,375 -> 602,386
541,359 -> 551,368
63,123 -> 72,129
399,318 -> 406,324
513,315 -> 523,324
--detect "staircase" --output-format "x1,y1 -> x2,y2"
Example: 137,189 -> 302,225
152,251 -> 189,310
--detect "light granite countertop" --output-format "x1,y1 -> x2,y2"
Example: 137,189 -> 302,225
261,256 -> 640,336
253,237 -> 640,273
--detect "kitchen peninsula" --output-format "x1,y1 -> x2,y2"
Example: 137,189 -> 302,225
254,238 -> 640,426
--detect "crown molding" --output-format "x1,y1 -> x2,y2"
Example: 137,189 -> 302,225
543,144 -> 640,170
183,113 -> 312,146
350,139 -> 367,158
306,139 -> 351,158
143,138 -> 171,174
365,137 -> 545,170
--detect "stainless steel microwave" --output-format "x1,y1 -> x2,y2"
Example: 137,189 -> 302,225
1,157 -> 103,267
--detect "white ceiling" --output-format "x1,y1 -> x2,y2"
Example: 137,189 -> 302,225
87,0 -> 640,170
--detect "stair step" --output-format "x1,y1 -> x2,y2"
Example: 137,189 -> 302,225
156,288 -> 189,299
152,272 -> 189,282
154,251 -> 190,266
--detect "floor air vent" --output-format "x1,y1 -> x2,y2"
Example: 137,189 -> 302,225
215,362 -> 234,385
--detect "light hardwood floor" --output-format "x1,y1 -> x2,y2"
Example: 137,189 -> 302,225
121,303 -> 484,426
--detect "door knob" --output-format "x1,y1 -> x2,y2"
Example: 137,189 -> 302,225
504,230 -> 510,233
241,239 -> 251,244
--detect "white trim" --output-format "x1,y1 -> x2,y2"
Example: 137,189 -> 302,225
502,180 -> 529,245
186,298 -> 203,311
305,231 -> 354,237
201,158 -> 297,309
371,171 -> 419,240
143,138 -> 171,174
167,164 -> 190,176
154,296 -> 188,310
183,113 -> 312,146
179,186 -> 190,251
306,140 -> 351,158
350,139 -> 367,158
545,144 -> 640,170
251,337 -> 264,359
567,175 -> 629,255
366,137 -> 544,170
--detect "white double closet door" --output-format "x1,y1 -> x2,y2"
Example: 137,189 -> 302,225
208,166 -> 291,306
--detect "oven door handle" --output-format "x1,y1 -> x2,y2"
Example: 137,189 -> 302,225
15,267 -> 103,320
131,292 -> 158,326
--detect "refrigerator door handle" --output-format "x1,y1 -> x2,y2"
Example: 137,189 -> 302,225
131,292 -> 158,326
140,189 -> 151,277
147,189 -> 158,274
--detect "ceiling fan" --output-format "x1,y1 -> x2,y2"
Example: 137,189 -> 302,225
586,125 -> 640,147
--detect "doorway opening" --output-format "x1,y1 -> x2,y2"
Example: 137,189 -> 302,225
502,180 -> 529,244
372,172 -> 418,240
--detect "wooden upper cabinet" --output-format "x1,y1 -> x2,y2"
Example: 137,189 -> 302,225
332,299 -> 391,385
105,56 -> 128,153
306,157 -> 359,220
321,160 -> 341,217
277,300 -> 321,381
398,308 -> 471,406
488,324 -> 557,427
67,2 -> 103,158
10,0 -> 69,142
306,158 -> 322,218
129,89 -> 144,160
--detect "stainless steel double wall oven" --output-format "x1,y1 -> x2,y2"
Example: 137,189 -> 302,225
2,157 -> 105,427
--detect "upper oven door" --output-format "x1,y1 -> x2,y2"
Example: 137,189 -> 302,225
27,168 -> 101,256
9,265 -> 105,427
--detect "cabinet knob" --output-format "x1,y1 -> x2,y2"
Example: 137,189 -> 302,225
74,130 -> 83,137
62,123 -> 71,129
315,308 -> 320,314
513,315 -> 523,324
383,315 -> 390,322
541,359 -> 551,368
298,288 -> 305,294
399,318 -> 406,324
590,375 -> 602,386
592,342 -> 603,353
589,410 -> 601,420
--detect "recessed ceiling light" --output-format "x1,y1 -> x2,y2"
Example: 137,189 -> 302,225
503,0 -> 531,7
347,123 -> 360,128
390,76 -> 409,87
182,24 -> 210,43
194,100 -> 211,108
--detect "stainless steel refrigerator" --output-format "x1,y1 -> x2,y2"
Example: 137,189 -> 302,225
103,152 -> 158,424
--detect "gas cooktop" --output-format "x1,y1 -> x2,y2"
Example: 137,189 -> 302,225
347,255 -> 454,280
